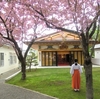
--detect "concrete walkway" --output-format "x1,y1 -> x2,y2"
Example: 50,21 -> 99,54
0,68 -> 58,99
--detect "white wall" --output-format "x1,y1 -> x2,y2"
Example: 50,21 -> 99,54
95,49 -> 100,59
0,45 -> 19,74
92,47 -> 100,65
92,58 -> 100,65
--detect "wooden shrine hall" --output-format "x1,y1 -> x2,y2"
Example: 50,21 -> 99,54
26,30 -> 95,66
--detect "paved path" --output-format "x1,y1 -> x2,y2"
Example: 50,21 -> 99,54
0,68 -> 58,99
0,83 -> 57,99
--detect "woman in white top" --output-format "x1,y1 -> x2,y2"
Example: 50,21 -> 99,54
70,59 -> 83,91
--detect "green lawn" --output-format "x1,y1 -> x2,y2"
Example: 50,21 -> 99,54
6,68 -> 100,99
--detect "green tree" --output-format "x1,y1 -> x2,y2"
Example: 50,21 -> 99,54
26,49 -> 38,71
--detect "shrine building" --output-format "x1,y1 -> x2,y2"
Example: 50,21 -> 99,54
27,30 -> 95,66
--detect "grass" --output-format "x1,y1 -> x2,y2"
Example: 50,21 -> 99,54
6,68 -> 100,99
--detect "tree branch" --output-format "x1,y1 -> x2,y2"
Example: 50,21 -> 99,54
89,21 -> 96,39
0,16 -> 10,38
89,10 -> 100,38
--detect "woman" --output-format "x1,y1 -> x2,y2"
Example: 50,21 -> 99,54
70,59 -> 83,91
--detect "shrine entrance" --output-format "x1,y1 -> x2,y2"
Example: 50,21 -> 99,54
41,50 -> 83,66
57,52 -> 70,66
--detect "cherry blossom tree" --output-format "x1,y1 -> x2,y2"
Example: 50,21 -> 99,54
19,0 -> 100,99
0,1 -> 45,80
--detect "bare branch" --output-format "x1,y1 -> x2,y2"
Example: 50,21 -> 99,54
0,16 -> 10,38
89,21 -> 96,39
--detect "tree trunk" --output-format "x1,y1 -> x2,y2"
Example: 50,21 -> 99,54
81,32 -> 93,99
21,59 -> 26,80
84,56 -> 93,99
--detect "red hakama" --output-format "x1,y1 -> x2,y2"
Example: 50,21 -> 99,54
72,69 -> 80,90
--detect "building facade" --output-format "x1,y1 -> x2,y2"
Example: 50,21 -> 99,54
39,44 -> 84,66
30,31 -> 85,66
0,45 -> 19,74
28,31 -> 95,66
92,44 -> 100,65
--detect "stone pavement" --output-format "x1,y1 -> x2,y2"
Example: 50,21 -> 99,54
0,68 -> 58,99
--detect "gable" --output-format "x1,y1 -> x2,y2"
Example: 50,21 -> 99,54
35,31 -> 79,42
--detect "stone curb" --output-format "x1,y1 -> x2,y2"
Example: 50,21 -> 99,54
5,70 -> 21,81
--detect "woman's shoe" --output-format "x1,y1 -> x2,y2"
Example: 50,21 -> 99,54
74,89 -> 77,91
77,89 -> 80,91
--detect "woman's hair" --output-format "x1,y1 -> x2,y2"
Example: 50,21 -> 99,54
74,59 -> 78,65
